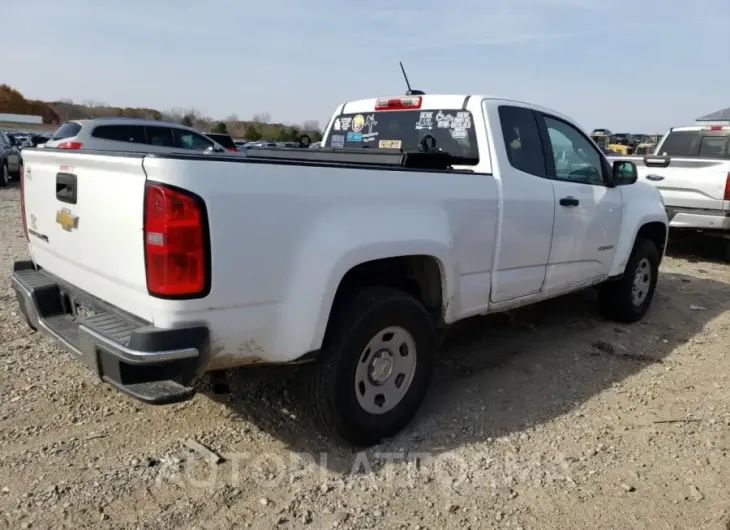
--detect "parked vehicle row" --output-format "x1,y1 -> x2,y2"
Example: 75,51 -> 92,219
590,129 -> 660,156
13,92 -> 667,446
4,131 -> 51,149
0,131 -> 23,186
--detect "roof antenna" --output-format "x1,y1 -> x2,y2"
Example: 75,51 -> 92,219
399,61 -> 425,96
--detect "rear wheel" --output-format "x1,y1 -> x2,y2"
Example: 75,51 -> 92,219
309,287 -> 436,446
599,238 -> 659,323
11,160 -> 22,181
0,163 -> 8,187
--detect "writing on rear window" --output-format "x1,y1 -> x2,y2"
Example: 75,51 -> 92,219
326,109 -> 479,165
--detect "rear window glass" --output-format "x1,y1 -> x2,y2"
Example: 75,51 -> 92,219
325,109 -> 479,165
657,130 -> 730,158
206,133 -> 236,149
51,121 -> 82,140
91,125 -> 146,143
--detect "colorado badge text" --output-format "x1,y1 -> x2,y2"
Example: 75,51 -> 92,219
56,208 -> 79,232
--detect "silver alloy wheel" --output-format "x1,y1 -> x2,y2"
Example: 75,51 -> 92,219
2,165 -> 8,185
631,257 -> 651,306
354,326 -> 417,415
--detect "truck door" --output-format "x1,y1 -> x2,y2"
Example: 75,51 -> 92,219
485,102 -> 555,303
535,112 -> 622,290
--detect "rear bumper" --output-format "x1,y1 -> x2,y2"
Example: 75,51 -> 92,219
666,207 -> 730,231
11,261 -> 210,404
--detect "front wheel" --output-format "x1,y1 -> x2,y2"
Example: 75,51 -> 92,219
599,238 -> 659,323
309,287 -> 436,446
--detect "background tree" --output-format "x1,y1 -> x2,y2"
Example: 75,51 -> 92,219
0,84 -> 325,140
252,112 -> 271,124
302,120 -> 320,132
245,124 -> 262,141
213,121 -> 229,134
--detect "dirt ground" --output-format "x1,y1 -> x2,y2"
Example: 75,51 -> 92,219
2,182 -> 730,530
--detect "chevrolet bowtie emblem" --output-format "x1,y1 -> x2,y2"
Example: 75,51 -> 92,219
56,208 -> 79,232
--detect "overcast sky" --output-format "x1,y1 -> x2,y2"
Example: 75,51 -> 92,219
3,0 -> 729,132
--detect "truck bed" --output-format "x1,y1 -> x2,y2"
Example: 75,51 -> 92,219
19,147 -> 498,370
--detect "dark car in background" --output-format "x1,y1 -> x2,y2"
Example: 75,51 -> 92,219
205,132 -> 238,151
0,131 -> 22,186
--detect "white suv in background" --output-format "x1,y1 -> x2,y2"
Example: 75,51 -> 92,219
43,118 -> 228,153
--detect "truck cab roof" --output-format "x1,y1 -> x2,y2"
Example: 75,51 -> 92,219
334,94 -> 580,131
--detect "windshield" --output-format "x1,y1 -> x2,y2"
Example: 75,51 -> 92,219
325,109 -> 479,165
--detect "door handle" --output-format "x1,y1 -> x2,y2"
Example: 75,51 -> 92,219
559,196 -> 579,207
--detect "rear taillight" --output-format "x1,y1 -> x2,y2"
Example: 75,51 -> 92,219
375,96 -> 422,111
57,141 -> 83,149
144,183 -> 208,297
226,147 -> 238,152
20,164 -> 28,241
724,172 -> 730,201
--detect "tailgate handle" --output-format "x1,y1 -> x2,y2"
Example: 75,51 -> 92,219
56,173 -> 77,204
644,156 -> 671,168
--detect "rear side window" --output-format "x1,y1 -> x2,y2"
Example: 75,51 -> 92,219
145,126 -> 175,147
497,105 -> 546,177
91,125 -> 146,143
173,129 -> 213,150
51,121 -> 82,140
699,136 -> 728,157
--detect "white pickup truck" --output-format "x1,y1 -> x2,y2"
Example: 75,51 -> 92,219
13,94 -> 668,446
608,125 -> 730,259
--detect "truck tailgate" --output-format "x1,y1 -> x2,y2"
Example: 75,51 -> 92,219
22,150 -> 153,321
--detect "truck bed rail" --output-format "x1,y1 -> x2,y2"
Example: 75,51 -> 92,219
243,147 -> 457,170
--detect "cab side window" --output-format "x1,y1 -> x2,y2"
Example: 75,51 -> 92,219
542,116 -> 605,186
145,126 -> 175,147
497,105 -> 547,178
91,125 -> 146,144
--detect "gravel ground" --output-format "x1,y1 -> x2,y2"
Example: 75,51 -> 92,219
2,182 -> 730,530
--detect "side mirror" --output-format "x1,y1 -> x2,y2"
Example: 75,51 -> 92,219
613,160 -> 638,185
298,134 -> 311,148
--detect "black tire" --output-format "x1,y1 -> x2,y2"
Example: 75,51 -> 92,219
599,238 -> 659,323
309,286 -> 436,447
10,160 -> 22,181
0,162 -> 8,188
